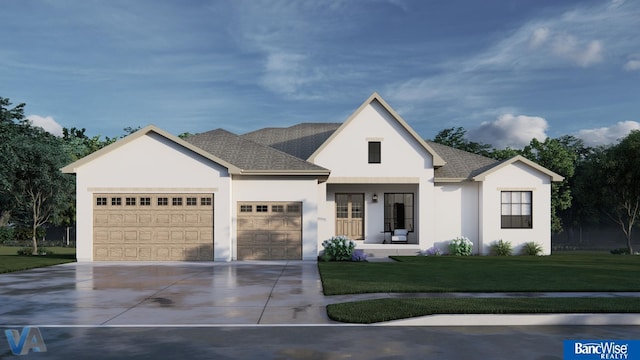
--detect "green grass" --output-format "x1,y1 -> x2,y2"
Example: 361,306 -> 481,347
327,297 -> 640,324
0,246 -> 76,273
318,254 -> 640,295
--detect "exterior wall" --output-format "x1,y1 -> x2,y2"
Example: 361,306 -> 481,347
313,101 -> 435,250
479,162 -> 553,255
314,101 -> 434,178
433,182 -> 480,254
74,133 -> 231,261
232,176 -> 320,260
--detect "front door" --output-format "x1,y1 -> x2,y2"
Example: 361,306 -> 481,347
335,193 -> 364,240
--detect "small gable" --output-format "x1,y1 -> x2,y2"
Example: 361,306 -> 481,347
308,93 -> 445,177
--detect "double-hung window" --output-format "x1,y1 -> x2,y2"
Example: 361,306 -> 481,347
501,191 -> 532,228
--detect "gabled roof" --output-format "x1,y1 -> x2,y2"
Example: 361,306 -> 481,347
243,123 -> 341,160
427,141 -> 499,181
307,93 -> 446,166
473,155 -> 564,182
185,129 -> 330,175
61,125 -> 241,174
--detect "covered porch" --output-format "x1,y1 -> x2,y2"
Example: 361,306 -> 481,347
324,182 -> 423,249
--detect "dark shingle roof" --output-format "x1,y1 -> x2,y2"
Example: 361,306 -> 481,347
426,141 -> 499,180
242,123 -> 342,160
184,129 -> 329,173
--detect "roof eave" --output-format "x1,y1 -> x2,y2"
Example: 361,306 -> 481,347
307,92 -> 446,167
60,125 -> 241,174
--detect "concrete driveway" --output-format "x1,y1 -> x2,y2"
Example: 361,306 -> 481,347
0,261 -> 347,326
3,261 -> 639,327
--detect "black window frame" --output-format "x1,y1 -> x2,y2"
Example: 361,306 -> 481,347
368,141 -> 381,164
96,197 -> 107,206
501,191 -> 533,229
383,193 -> 414,232
111,197 -> 122,206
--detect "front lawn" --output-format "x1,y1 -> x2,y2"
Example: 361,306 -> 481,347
327,297 -> 640,324
0,246 -> 76,274
318,254 -> 640,295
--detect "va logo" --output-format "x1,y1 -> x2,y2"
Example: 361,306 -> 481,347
4,327 -> 47,355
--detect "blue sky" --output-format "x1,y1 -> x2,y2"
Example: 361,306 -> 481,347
1,0 -> 638,148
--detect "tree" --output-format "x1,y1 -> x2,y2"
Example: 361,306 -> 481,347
9,128 -> 73,254
432,127 -> 493,157
521,137 -> 578,233
581,131 -> 640,254
0,97 -> 28,226
1,96 -> 74,252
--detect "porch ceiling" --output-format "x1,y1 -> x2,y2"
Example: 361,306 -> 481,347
327,177 -> 420,184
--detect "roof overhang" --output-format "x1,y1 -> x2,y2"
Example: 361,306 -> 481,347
60,125 -> 242,174
472,155 -> 564,182
308,92 -> 446,167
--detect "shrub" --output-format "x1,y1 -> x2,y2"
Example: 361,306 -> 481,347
448,236 -> 473,256
420,246 -> 442,256
16,247 -> 52,256
491,239 -> 513,256
610,247 -> 630,255
521,242 -> 544,256
16,247 -> 32,255
351,249 -> 368,262
322,236 -> 356,261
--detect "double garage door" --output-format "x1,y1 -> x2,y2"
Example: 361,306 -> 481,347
237,202 -> 302,260
93,193 -> 214,261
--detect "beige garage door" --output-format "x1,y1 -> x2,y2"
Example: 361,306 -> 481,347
237,202 -> 302,260
93,193 -> 214,261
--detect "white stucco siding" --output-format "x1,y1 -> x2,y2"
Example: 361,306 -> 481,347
434,182 -> 480,254
314,101 -> 434,177
232,177 -> 319,260
480,162 -> 552,255
74,133 -> 232,261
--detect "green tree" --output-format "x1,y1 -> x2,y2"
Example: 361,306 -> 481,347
1,97 -> 74,252
9,128 -> 73,253
432,127 -> 493,157
0,97 -> 28,226
581,131 -> 640,254
521,137 -> 577,233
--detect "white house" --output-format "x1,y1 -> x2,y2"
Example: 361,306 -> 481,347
61,93 -> 563,262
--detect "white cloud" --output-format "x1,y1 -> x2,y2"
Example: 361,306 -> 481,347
552,35 -> 603,67
623,55 -> 640,71
468,114 -> 549,149
576,121 -> 640,146
529,27 -> 550,49
26,115 -> 63,137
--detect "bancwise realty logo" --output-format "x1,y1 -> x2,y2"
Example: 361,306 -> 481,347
564,340 -> 639,360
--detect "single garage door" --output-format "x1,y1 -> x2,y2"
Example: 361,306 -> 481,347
93,193 -> 214,261
237,202 -> 302,260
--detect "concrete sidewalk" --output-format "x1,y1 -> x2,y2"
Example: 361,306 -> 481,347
1,261 -> 638,326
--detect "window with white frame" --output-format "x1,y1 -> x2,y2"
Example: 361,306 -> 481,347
501,191 -> 532,228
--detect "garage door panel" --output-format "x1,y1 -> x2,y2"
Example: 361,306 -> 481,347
93,193 -> 214,261
237,201 -> 302,260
